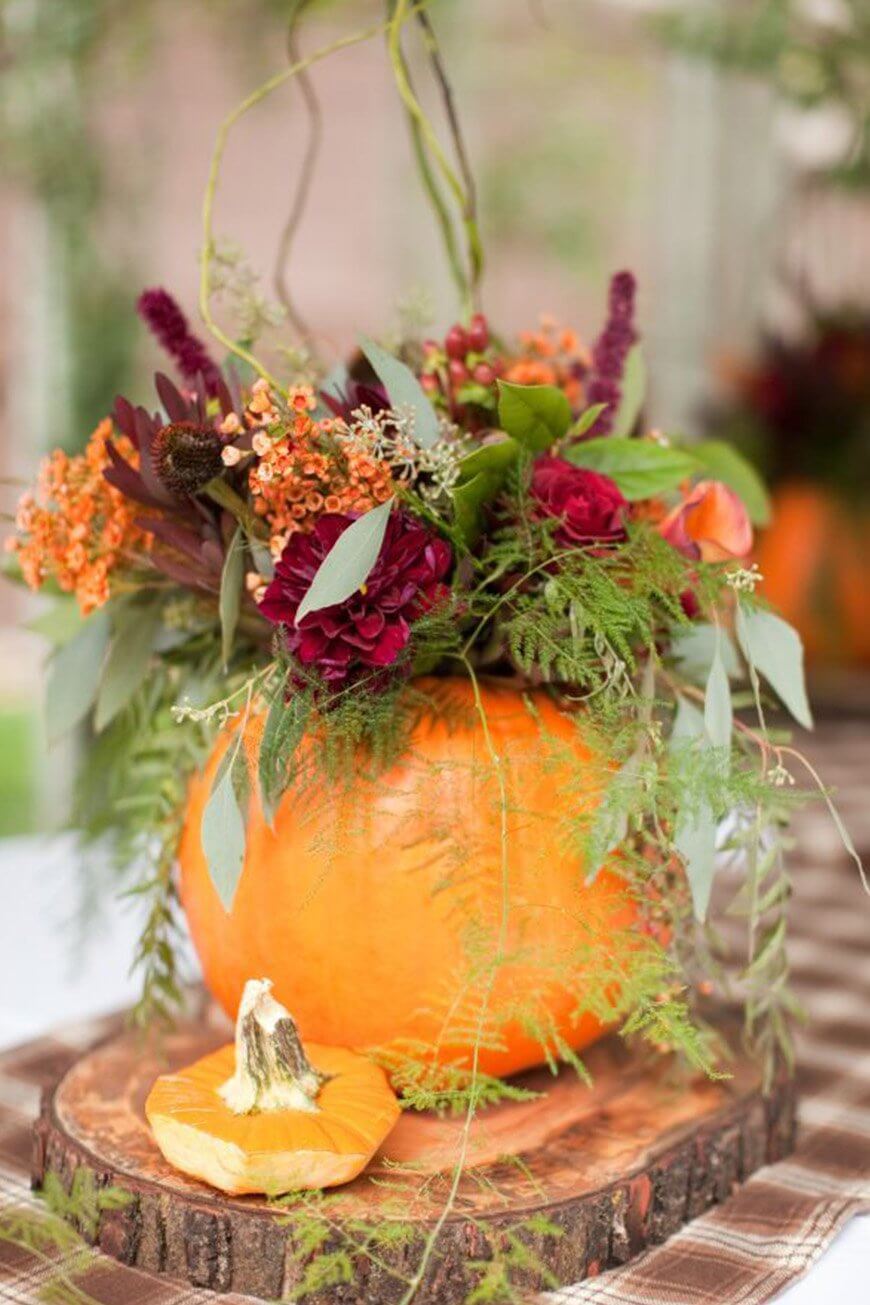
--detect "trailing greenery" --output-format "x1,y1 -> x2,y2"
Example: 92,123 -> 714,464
0,1170 -> 131,1305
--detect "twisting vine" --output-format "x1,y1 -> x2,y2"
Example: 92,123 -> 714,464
200,0 -> 481,381
272,0 -> 323,358
199,14 -> 397,383
387,0 -> 484,314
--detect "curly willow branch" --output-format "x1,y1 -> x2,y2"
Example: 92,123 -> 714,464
388,3 -> 466,300
388,0 -> 484,314
200,16 -> 397,384
273,1 -> 323,358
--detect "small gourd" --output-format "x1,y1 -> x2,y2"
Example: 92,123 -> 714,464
146,978 -> 400,1195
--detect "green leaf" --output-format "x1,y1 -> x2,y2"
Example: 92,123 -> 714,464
201,733 -> 247,912
675,801 -> 718,921
452,472 -> 503,546
610,345 -> 646,439
359,338 -> 440,448
571,403 -> 608,439
587,752 -> 644,879
248,536 -> 275,581
452,437 -> 523,546
669,693 -> 706,749
320,361 -> 349,400
45,608 -> 111,742
818,786 -> 868,894
497,381 -> 572,452
95,600 -> 163,732
258,691 -> 312,829
670,622 -> 740,685
736,605 -> 813,730
704,639 -> 733,751
688,440 -> 771,526
296,498 -> 394,624
25,598 -> 84,647
564,437 -> 697,499
220,526 -> 245,668
457,438 -> 521,482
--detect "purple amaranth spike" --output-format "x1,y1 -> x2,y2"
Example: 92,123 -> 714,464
584,271 -> 638,437
137,288 -> 223,398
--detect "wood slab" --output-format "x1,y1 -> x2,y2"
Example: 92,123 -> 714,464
32,1011 -> 796,1302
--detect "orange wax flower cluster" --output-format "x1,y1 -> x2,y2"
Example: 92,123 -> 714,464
505,317 -> 591,408
249,393 -> 393,557
8,419 -> 150,615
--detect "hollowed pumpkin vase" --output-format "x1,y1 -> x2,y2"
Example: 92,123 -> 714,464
178,678 -> 638,1080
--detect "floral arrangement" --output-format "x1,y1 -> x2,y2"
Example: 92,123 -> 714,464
3,5 -> 866,1296
10,265 -> 845,1064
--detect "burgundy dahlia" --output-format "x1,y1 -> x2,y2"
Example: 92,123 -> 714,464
137,288 -> 223,398
260,511 -> 452,686
531,456 -> 627,547
585,271 -> 638,436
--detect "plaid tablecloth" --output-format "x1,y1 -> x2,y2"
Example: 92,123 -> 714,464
1,721 -> 868,1305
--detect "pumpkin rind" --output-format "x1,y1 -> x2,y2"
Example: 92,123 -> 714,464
146,1041 -> 400,1195
178,679 -> 639,1080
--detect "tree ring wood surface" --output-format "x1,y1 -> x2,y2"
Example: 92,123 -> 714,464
31,1010 -> 796,1302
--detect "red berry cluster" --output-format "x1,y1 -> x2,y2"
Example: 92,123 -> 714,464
420,314 -> 504,426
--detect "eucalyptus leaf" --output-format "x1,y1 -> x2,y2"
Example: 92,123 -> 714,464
704,641 -> 733,752
95,600 -> 163,732
670,622 -> 740,685
248,536 -> 275,581
674,801 -> 718,921
45,608 -> 111,742
736,606 -> 813,730
320,361 -> 350,401
610,345 -> 646,439
688,440 -> 771,526
295,498 -> 394,625
497,381 -> 572,451
258,690 -> 312,829
586,753 -> 644,879
669,694 -> 706,750
359,337 -> 440,448
818,786 -> 868,893
201,734 -> 247,912
26,598 -> 84,647
220,526 -> 245,668
564,437 -> 697,500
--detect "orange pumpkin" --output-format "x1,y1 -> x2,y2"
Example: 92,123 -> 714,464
147,979 -> 399,1194
178,678 -> 640,1080
757,483 -> 870,666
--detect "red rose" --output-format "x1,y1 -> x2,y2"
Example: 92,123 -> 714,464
259,511 -> 452,687
531,456 -> 627,547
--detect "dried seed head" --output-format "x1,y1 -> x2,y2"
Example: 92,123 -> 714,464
153,422 -> 224,496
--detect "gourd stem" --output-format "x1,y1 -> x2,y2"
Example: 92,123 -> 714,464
219,979 -> 328,1115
